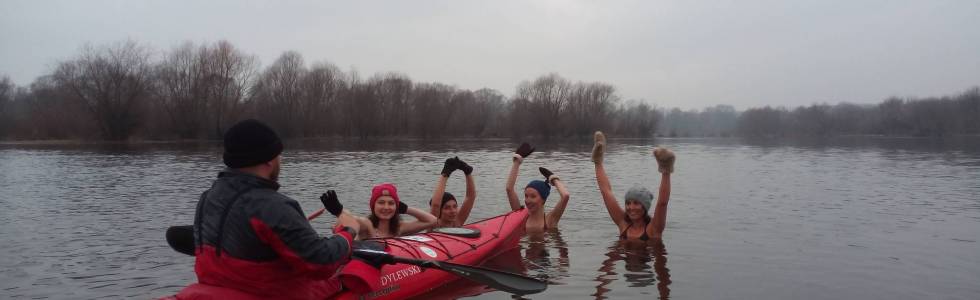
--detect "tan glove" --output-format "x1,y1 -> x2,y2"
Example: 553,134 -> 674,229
592,131 -> 606,163
653,147 -> 675,174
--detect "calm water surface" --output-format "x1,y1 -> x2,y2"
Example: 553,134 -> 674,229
1,138 -> 979,299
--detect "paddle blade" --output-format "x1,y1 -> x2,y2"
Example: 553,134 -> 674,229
166,225 -> 196,256
432,260 -> 547,295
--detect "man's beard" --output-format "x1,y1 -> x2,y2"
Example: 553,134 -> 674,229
270,163 -> 281,182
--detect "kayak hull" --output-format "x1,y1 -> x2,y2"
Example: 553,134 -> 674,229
333,208 -> 528,299
164,208 -> 528,300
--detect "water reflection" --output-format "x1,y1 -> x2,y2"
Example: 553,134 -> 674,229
522,229 -> 571,284
2,137 -> 979,299
592,239 -> 670,300
414,248 -> 526,299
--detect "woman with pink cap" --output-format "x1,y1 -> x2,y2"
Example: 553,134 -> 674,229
504,142 -> 572,234
590,131 -> 675,241
327,183 -> 437,239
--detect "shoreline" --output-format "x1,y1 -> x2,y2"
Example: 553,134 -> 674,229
2,134 -> 979,146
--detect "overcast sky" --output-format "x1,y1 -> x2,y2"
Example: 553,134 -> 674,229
2,0 -> 978,109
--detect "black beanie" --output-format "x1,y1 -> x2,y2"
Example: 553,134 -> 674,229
223,119 -> 283,168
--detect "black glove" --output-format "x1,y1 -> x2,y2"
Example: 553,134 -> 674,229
515,142 -> 535,159
539,167 -> 559,184
397,202 -> 408,214
457,157 -> 473,175
320,190 -> 343,216
352,241 -> 395,268
441,157 -> 459,177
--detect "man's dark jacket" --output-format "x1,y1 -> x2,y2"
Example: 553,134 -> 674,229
193,170 -> 352,299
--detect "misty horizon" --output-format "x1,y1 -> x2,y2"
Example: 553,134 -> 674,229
2,1 -> 979,110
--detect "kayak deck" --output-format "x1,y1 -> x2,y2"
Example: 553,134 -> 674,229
333,208 -> 528,299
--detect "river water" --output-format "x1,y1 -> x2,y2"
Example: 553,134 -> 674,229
1,137 -> 978,299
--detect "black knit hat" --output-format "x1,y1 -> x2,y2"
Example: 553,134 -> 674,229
223,119 -> 283,168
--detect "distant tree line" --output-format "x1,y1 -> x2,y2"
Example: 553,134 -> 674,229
1,39 -> 977,141
733,89 -> 980,137
656,90 -> 980,138
0,39 -> 653,141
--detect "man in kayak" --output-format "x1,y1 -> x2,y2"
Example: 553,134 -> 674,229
590,131 -> 675,241
191,119 -> 362,299
504,143 -> 571,233
429,157 -> 478,228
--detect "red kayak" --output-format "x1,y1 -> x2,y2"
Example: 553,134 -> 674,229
167,208 -> 528,299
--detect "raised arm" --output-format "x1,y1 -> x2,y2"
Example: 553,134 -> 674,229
506,143 -> 535,211
648,148 -> 675,239
398,206 -> 437,235
429,175 -> 449,216
319,190 -> 371,240
540,167 -> 571,228
595,162 -> 626,230
591,131 -> 626,229
456,172 -> 477,225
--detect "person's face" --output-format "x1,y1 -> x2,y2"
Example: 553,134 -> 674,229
373,196 -> 396,220
625,200 -> 645,222
524,188 -> 543,211
440,199 -> 459,222
269,155 -> 281,182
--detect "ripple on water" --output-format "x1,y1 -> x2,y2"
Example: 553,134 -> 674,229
2,139 -> 980,299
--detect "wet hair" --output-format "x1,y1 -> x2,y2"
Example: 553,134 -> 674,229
368,214 -> 401,236
430,192 -> 457,219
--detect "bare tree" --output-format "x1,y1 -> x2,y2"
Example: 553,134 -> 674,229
53,40 -> 153,140
12,76 -> 97,139
472,88 -> 507,136
790,104 -> 833,136
737,106 -> 787,137
566,81 -> 618,136
515,73 -> 571,137
370,72 -> 413,136
410,82 -> 454,137
299,62 -> 345,136
614,100 -> 659,137
251,51 -> 306,137
203,40 -> 258,138
153,42 -> 209,139
0,76 -> 14,138
507,97 -> 535,138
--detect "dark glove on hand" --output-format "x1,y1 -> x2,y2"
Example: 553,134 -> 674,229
539,167 -> 559,184
457,157 -> 473,175
397,202 -> 408,214
515,142 -> 535,158
320,190 -> 343,216
441,157 -> 458,177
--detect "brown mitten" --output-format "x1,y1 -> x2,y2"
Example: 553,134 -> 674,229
653,147 -> 675,174
592,131 -> 606,163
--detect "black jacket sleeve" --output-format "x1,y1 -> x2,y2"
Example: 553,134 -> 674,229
247,194 -> 352,277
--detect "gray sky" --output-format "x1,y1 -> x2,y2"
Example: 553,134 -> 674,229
2,0 -> 978,109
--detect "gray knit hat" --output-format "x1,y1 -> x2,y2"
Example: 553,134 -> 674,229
625,186 -> 654,213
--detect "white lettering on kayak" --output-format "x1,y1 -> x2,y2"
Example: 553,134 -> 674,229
379,265 -> 423,286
